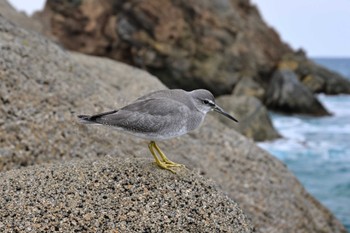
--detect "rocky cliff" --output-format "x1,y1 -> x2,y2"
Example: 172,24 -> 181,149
0,14 -> 347,233
34,0 -> 350,117
38,0 -> 290,95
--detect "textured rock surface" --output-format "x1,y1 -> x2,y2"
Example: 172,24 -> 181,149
0,16 -> 157,171
265,69 -> 330,116
216,95 -> 280,141
0,15 -> 347,233
0,158 -> 253,232
38,0 -> 291,95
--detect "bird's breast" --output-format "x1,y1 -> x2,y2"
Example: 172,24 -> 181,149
185,111 -> 205,132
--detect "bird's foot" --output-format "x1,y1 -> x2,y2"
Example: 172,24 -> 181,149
148,141 -> 184,173
162,159 -> 185,168
152,141 -> 185,167
154,160 -> 177,174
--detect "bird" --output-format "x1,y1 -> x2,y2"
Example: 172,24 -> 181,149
78,89 -> 238,173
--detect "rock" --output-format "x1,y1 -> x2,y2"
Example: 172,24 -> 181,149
0,15 -> 347,233
311,64 -> 350,94
265,69 -> 330,116
0,0 -> 44,33
0,158 -> 253,232
232,77 -> 265,100
301,74 -> 325,93
279,53 -> 350,94
36,0 -> 291,95
24,0 -> 350,118
216,95 -> 280,141
0,14 -> 163,171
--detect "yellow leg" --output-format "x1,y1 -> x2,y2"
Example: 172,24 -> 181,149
148,142 -> 176,173
152,142 -> 184,167
148,141 -> 185,173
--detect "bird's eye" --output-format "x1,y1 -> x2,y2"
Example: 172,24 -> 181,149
203,100 -> 209,104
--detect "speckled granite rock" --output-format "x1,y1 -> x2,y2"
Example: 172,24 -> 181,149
0,158 -> 253,232
0,15 -> 347,233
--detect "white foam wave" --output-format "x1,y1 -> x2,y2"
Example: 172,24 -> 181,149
259,93 -> 350,162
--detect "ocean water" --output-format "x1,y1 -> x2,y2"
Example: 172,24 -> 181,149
258,58 -> 350,230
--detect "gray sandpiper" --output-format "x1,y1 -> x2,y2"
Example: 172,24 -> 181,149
78,89 -> 238,173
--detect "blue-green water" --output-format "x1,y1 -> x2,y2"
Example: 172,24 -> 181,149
259,58 -> 350,231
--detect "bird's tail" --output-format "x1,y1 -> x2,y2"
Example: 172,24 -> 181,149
77,115 -> 95,124
77,110 -> 118,124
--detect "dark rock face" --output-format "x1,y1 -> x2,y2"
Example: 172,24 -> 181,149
0,158 -> 253,232
0,15 -> 348,233
38,0 -> 291,95
216,95 -> 280,141
265,69 -> 330,116
36,0 -> 350,117
279,53 -> 350,95
303,64 -> 350,94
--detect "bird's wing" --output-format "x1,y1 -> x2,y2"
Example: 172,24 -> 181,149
135,90 -> 169,101
94,98 -> 190,134
135,89 -> 187,102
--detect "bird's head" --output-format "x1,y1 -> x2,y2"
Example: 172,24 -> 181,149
189,89 -> 238,122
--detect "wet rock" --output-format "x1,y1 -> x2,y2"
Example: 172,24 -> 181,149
265,69 -> 330,116
216,95 -> 280,141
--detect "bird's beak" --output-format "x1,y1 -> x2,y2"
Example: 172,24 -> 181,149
213,105 -> 238,123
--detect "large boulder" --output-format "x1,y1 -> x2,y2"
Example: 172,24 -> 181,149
36,0 -> 291,95
0,15 -> 347,233
265,69 -> 330,116
0,158 -> 253,232
216,95 -> 280,141
0,17 -> 159,171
